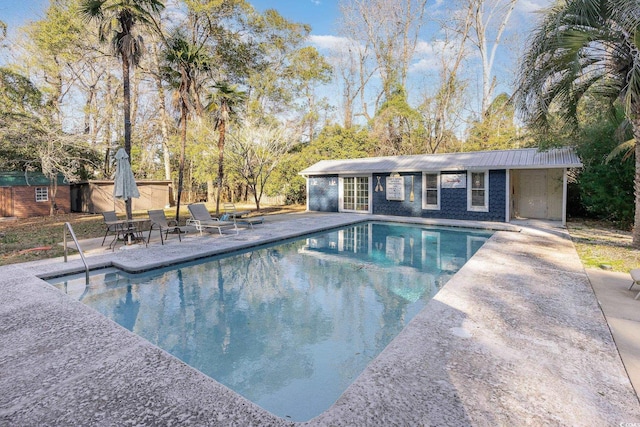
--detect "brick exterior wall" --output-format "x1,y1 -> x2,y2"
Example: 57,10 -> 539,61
11,185 -> 71,218
308,175 -> 339,212
307,170 -> 506,222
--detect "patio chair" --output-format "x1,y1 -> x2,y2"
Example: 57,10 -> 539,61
187,203 -> 238,236
148,210 -> 183,245
101,211 -> 122,246
101,211 -> 144,249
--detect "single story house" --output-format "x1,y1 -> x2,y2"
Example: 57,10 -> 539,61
71,180 -> 172,214
0,172 -> 70,218
299,147 -> 582,224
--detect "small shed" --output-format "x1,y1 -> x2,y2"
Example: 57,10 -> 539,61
299,147 -> 582,225
0,172 -> 70,218
70,180 -> 172,214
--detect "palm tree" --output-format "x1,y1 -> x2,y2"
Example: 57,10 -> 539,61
80,0 -> 164,219
164,31 -> 209,223
206,82 -> 246,215
514,0 -> 640,246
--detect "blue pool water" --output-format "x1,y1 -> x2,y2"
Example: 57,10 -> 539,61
50,222 -> 492,421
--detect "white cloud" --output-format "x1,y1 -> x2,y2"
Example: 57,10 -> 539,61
308,35 -> 352,51
410,39 -> 468,73
516,0 -> 553,15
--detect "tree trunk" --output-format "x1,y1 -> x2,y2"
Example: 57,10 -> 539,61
207,179 -> 215,203
215,120 -> 226,215
122,55 -> 133,221
49,178 -> 58,216
175,101 -> 187,223
254,190 -> 260,211
634,117 -> 640,247
84,86 -> 94,135
153,57 -> 173,182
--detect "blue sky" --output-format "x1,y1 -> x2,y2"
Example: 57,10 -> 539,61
250,0 -> 340,35
1,0 -> 553,123
0,0 -> 48,30
0,0 -> 339,34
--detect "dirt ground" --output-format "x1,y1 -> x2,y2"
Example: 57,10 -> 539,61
0,204 -> 305,266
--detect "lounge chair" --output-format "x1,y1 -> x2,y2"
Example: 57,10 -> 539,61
629,269 -> 640,300
223,203 -> 251,219
222,203 -> 263,229
235,215 -> 264,229
187,203 -> 238,235
148,210 -> 183,245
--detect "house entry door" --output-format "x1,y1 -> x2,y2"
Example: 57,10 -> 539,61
0,187 -> 13,217
518,170 -> 548,219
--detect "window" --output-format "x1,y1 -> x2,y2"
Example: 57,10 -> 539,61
341,176 -> 370,213
35,187 -> 48,202
467,171 -> 488,212
422,173 -> 440,210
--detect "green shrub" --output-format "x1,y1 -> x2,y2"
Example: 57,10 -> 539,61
575,118 -> 634,228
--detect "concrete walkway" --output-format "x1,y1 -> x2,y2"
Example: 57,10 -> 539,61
1,214 -> 639,426
587,268 -> 640,398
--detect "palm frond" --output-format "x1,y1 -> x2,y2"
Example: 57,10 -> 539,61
514,0 -> 640,132
605,138 -> 635,163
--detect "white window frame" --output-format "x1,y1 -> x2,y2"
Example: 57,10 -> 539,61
422,172 -> 440,210
339,175 -> 372,213
467,170 -> 488,212
35,187 -> 48,202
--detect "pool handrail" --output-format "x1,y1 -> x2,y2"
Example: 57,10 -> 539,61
63,222 -> 89,285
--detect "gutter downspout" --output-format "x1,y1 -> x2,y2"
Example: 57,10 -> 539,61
562,168 -> 568,226
302,174 -> 309,212
505,169 -> 511,223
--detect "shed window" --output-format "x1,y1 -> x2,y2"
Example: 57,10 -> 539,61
422,173 -> 440,210
35,187 -> 48,202
467,171 -> 488,212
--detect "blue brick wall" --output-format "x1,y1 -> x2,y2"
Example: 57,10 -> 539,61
307,170 -> 506,221
372,173 -> 422,216
372,170 -> 506,222
308,175 -> 339,212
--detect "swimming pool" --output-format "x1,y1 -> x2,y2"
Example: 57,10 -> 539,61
50,221 -> 492,421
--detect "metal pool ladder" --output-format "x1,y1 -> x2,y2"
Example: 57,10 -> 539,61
63,222 -> 89,285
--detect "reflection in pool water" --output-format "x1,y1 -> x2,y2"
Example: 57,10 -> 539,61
50,222 -> 491,421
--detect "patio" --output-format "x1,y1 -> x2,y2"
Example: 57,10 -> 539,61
0,213 -> 639,425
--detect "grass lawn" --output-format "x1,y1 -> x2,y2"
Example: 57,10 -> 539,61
566,219 -> 640,273
1,211 -> 638,272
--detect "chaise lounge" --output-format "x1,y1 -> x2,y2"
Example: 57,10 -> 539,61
187,203 -> 238,235
222,203 -> 264,229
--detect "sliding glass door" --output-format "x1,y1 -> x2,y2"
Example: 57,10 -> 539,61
341,176 -> 370,213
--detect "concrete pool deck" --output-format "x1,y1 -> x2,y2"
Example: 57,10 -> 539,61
1,213 -> 639,425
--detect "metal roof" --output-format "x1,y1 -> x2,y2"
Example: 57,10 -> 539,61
298,147 -> 582,176
0,171 -> 68,186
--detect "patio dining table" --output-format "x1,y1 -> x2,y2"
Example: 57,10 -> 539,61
105,218 -> 150,250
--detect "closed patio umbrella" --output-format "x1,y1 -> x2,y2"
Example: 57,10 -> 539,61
113,148 -> 139,222
113,147 -> 140,202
